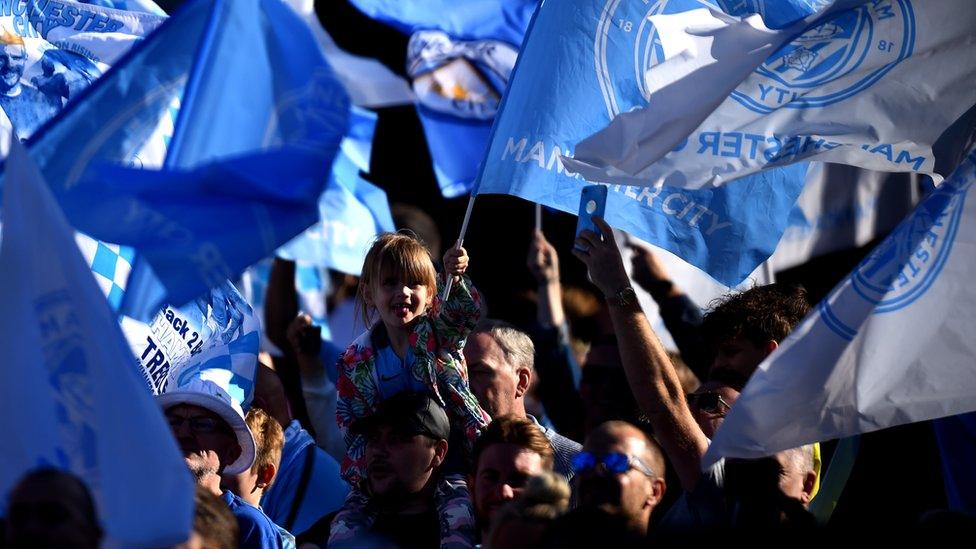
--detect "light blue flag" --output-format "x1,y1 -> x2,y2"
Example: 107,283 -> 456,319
351,0 -> 537,197
703,148 -> 976,467
477,0 -> 807,286
278,107 -> 396,275
19,0 -> 349,318
0,136 -> 193,546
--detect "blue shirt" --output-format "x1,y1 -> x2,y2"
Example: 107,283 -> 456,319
261,420 -> 349,535
221,490 -> 283,549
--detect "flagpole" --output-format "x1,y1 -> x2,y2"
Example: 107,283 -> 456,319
441,192 -> 478,301
535,203 -> 542,232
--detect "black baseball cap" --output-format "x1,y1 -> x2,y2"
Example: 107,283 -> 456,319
352,392 -> 451,441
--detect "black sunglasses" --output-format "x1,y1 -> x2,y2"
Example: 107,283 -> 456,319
686,391 -> 732,414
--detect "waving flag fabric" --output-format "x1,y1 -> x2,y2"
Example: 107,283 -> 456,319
704,149 -> 976,467
0,136 -> 192,547
564,0 -> 976,190
476,0 -> 808,286
350,0 -> 537,197
16,0 -> 349,319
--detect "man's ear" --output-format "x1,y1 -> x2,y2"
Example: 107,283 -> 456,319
646,477 -> 666,509
256,463 -> 277,489
762,339 -> 778,357
514,367 -> 532,399
431,439 -> 449,469
799,470 -> 817,505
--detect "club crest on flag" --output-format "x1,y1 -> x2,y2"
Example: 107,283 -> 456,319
731,1 -> 916,113
407,30 -> 517,121
820,157 -> 974,340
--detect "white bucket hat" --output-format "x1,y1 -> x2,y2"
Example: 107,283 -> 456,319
156,378 -> 256,475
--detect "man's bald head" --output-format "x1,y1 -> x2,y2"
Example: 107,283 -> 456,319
583,421 -> 665,478
577,421 -> 667,534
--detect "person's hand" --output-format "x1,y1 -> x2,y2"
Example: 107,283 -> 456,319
628,241 -> 670,289
286,313 -> 319,357
571,217 -> 630,297
443,245 -> 470,277
527,230 -> 560,285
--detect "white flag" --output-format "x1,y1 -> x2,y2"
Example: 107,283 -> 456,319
564,0 -> 976,189
703,149 -> 976,468
0,136 -> 193,546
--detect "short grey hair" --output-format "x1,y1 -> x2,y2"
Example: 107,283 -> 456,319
784,444 -> 816,474
471,319 -> 535,375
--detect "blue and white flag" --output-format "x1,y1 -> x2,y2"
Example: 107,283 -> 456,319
703,148 -> 976,467
129,281 -> 261,411
351,0 -> 537,197
565,0 -> 976,189
284,0 -> 413,108
77,1 -> 166,16
0,0 -> 165,142
278,107 -> 395,275
20,0 -> 349,318
769,163 -> 917,271
0,136 -> 192,546
477,0 -> 807,286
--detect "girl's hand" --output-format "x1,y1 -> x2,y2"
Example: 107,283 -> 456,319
443,246 -> 470,277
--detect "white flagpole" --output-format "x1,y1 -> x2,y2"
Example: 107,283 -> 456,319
441,193 -> 478,301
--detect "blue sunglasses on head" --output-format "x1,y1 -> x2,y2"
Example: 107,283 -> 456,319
572,451 -> 655,477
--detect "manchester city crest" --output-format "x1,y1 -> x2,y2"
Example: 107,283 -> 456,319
593,0 -> 916,117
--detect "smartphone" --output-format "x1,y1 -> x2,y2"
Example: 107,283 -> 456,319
298,324 -> 322,355
574,184 -> 608,251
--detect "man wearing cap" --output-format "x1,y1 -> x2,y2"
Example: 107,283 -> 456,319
158,378 -> 282,549
322,392 -> 477,548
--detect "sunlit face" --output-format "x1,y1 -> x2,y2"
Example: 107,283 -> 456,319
465,332 -> 523,418
366,266 -> 433,334
0,43 -> 26,92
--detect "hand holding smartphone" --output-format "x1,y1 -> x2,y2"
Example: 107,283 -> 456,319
574,184 -> 608,251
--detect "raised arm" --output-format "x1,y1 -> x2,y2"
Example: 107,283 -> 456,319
574,218 -> 709,490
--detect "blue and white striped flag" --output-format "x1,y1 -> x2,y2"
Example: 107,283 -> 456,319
704,148 -> 976,467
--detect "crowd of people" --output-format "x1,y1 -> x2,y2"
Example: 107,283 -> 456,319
3,206 -> 972,548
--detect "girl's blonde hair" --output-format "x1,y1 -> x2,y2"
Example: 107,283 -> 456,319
359,231 -> 438,326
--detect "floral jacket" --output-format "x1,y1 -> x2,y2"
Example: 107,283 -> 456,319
335,274 -> 490,485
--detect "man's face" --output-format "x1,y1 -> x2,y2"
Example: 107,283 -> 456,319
0,43 -> 26,92
688,381 -> 740,439
365,426 -> 441,498
165,404 -> 240,478
465,332 -> 523,418
471,443 -> 546,530
710,334 -> 773,379
773,451 -> 813,504
577,432 -> 655,525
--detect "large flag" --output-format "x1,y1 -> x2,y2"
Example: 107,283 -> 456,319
563,0 -> 976,189
124,280 -> 261,410
284,0 -> 413,108
278,106 -> 396,275
0,0 -> 166,141
703,148 -> 976,467
0,137 -> 192,546
19,0 -> 349,318
770,163 -> 917,271
350,0 -> 537,197
476,0 -> 807,286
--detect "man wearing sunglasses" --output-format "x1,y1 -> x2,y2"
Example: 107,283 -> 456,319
159,378 -> 283,548
574,218 -> 817,530
573,421 -> 666,536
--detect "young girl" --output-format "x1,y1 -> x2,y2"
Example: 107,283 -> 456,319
331,232 -> 489,545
